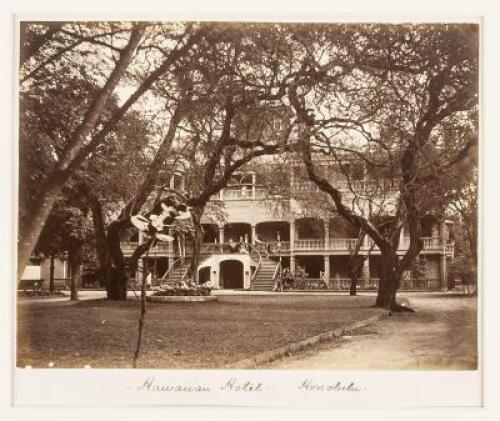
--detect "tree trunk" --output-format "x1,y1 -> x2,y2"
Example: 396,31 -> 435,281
106,219 -> 129,300
89,196 -> 107,285
348,231 -> 365,296
133,250 -> 149,368
106,217 -> 153,301
49,251 -> 55,294
18,184 -> 62,282
349,270 -> 358,296
69,245 -> 82,301
103,102 -> 183,300
349,257 -> 364,296
374,250 -> 416,312
189,206 -> 205,285
17,27 -> 144,278
374,251 -> 398,309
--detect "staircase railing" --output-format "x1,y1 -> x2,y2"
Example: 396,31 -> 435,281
156,258 -> 183,286
271,261 -> 281,292
248,243 -> 262,290
179,266 -> 190,284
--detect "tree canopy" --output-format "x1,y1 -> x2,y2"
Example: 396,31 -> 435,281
18,22 -> 479,307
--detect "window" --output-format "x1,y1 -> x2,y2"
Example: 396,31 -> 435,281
272,117 -> 282,131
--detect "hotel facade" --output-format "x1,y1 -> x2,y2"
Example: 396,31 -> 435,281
123,157 -> 455,292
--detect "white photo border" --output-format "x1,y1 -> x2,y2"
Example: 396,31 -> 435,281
2,1 -> 499,420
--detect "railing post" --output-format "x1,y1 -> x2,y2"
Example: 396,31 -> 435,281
251,224 -> 256,245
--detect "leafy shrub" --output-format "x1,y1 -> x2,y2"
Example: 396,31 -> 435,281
152,284 -> 212,297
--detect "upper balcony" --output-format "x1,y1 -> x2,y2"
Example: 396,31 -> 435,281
211,186 -> 269,201
121,236 -> 454,257
292,179 -> 399,195
209,178 -> 400,202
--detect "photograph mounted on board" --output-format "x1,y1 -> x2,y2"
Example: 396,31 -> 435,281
17,21 -> 479,372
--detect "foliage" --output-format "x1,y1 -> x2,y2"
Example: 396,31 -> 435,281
287,24 -> 478,309
410,257 -> 429,281
448,255 -> 477,285
18,22 -> 479,310
151,284 -> 212,296
36,202 -> 89,255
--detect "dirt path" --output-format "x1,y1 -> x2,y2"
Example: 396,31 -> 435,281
263,294 -> 478,370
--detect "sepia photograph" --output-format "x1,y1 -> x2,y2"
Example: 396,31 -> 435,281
15,19 -> 479,373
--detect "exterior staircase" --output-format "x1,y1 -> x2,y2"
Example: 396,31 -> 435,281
252,257 -> 280,291
157,261 -> 190,286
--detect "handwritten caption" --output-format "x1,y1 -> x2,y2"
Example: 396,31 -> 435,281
135,376 -> 364,394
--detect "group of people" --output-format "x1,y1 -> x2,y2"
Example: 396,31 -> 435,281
228,235 -> 250,254
226,234 -> 278,257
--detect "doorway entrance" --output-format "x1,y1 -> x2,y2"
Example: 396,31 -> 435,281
220,260 -> 244,289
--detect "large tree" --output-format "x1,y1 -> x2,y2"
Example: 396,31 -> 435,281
104,23 -> 306,298
18,21 -> 207,276
288,24 -> 478,310
20,68 -> 152,287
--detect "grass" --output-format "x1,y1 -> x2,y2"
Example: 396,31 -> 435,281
17,295 -> 382,369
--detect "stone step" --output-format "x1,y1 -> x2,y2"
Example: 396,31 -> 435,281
252,259 -> 280,291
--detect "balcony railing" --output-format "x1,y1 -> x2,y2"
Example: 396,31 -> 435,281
293,179 -> 399,194
294,239 -> 324,251
210,186 -> 270,201
208,178 -> 400,202
121,241 -> 174,255
328,238 -> 359,250
122,237 -> 453,256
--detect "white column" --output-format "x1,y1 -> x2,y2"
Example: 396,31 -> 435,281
440,255 -> 447,289
324,220 -> 330,250
290,219 -> 295,250
251,173 -> 256,200
323,255 -> 330,286
431,222 -> 440,238
251,224 -> 256,245
439,220 -> 448,245
180,173 -> 185,191
363,232 -> 370,248
219,225 -> 225,253
362,257 -> 370,285
399,226 -> 406,249
62,257 -> 67,280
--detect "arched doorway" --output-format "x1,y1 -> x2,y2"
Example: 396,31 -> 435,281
220,260 -> 244,289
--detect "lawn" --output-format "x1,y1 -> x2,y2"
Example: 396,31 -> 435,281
17,295 -> 382,369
